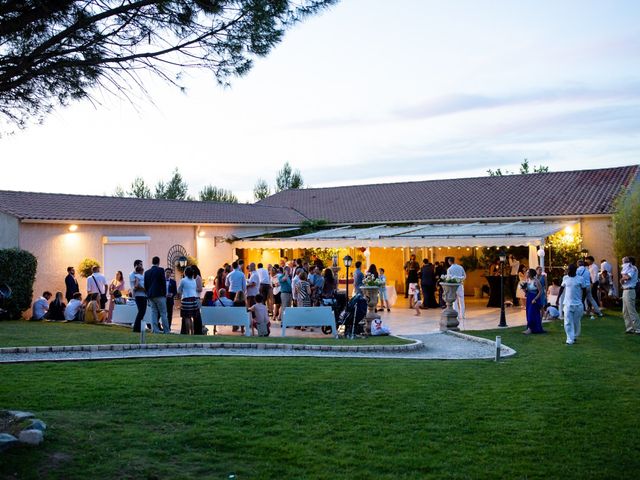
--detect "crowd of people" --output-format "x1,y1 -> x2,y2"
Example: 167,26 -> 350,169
29,251 -> 639,343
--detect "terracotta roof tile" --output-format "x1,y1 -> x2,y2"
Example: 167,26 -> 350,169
258,165 -> 639,223
0,191 -> 307,225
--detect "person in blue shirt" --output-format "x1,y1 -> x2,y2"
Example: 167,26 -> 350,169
353,261 -> 364,296
225,261 -> 246,301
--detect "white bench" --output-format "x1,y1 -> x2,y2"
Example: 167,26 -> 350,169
281,306 -> 337,338
112,303 -> 153,327
200,307 -> 252,336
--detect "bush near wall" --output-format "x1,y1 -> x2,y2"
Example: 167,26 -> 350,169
0,248 -> 38,320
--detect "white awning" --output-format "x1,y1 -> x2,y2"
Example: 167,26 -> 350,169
232,221 -> 575,249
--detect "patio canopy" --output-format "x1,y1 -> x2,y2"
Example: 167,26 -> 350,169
232,221 -> 575,249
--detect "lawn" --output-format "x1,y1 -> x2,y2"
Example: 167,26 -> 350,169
0,312 -> 638,479
0,321 -> 411,347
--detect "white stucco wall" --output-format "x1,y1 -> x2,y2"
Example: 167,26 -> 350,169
0,212 -> 19,249
581,216 -> 619,281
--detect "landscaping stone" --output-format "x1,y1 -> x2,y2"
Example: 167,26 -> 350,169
7,410 -> 34,421
0,433 -> 18,452
18,429 -> 44,445
28,419 -> 47,431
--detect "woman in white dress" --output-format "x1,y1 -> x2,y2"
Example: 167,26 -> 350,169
516,264 -> 527,308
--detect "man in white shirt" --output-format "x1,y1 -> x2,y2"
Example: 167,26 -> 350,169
620,256 -> 639,334
257,262 -> 271,308
246,262 -> 260,307
557,264 -> 584,345
577,260 -> 602,316
447,257 -> 466,320
64,292 -> 84,321
87,265 -> 108,309
31,291 -> 52,320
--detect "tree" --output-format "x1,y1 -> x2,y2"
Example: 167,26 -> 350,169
199,185 -> 238,203
128,177 -> 152,198
0,1 -> 336,128
488,159 -> 549,176
612,182 -> 640,262
253,178 -> 271,200
155,168 -> 190,200
275,161 -> 304,192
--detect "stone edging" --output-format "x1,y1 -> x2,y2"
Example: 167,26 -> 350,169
0,338 -> 424,356
443,331 -> 517,357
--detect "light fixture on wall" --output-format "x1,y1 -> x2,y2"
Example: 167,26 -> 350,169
68,224 -> 78,232
177,256 -> 188,268
198,230 -> 205,237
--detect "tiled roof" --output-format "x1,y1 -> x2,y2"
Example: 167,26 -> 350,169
258,165 -> 639,224
0,191 -> 307,225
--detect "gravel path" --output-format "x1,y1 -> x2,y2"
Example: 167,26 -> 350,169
0,332 -> 515,363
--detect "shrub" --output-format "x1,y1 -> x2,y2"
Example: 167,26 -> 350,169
78,258 -> 100,278
0,248 -> 38,320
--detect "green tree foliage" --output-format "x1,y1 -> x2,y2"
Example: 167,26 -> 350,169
127,177 -> 152,199
199,185 -> 238,203
276,162 -> 304,192
253,178 -> 271,200
488,159 -> 549,176
155,168 -> 190,200
78,258 -> 101,278
0,248 -> 37,319
0,1 -> 336,128
547,229 -> 583,268
612,182 -> 640,261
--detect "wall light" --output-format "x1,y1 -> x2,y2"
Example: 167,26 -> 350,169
198,230 -> 205,237
68,224 -> 78,232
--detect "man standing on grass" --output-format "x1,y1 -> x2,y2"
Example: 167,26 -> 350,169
577,259 -> 603,317
64,266 -> 79,302
165,268 -> 178,330
621,256 -> 639,334
557,264 -> 583,345
87,265 -> 108,309
144,256 -> 169,334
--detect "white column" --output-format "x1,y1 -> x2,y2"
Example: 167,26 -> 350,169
528,245 -> 539,269
537,244 -> 546,269
364,247 -> 371,269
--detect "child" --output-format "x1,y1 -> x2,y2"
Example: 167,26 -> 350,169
249,294 -> 270,337
543,303 -> 560,321
371,318 -> 391,336
410,284 -> 422,315
378,268 -> 391,312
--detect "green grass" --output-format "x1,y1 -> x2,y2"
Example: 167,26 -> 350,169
0,321 -> 411,347
0,312 -> 638,479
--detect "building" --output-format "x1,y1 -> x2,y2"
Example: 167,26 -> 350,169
0,164 -> 637,314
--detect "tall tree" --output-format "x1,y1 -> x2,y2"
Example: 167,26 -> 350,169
612,182 -> 640,262
0,1 -> 336,128
155,168 -> 190,200
253,178 -> 271,200
199,185 -> 238,203
488,159 -> 549,176
275,161 -> 304,192
127,177 -> 151,198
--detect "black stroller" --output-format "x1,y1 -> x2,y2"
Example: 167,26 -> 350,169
323,293 -> 368,337
320,290 -> 347,335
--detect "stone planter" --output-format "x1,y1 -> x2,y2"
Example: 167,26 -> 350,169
440,282 -> 460,331
361,286 -> 381,335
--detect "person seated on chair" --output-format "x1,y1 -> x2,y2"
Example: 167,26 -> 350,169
202,290 -> 215,307
213,288 -> 234,306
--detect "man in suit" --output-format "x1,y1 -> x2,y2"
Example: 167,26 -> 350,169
144,256 -> 169,334
420,258 -> 438,308
165,268 -> 178,330
65,266 -> 79,302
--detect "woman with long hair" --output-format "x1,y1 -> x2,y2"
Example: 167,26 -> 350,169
107,270 -> 125,323
523,268 -> 545,334
48,291 -> 66,320
214,267 -> 225,299
178,266 -> 198,335
367,264 -> 379,279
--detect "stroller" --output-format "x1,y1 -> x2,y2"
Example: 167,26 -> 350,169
323,293 -> 368,337
320,290 -> 347,335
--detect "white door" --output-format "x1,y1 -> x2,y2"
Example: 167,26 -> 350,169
103,242 -> 148,290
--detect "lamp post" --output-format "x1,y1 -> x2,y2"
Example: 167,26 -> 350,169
498,250 -> 508,327
343,255 -> 353,299
177,256 -> 188,269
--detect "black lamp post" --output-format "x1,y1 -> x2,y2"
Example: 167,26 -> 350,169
343,255 -> 353,298
498,250 -> 508,327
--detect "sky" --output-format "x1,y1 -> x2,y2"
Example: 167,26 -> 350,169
1,0 -> 639,202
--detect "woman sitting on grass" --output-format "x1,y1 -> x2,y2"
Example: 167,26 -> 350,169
84,293 -> 107,324
47,291 -> 66,321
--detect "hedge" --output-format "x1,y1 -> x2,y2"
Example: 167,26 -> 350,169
0,248 -> 38,320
